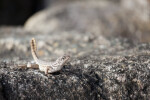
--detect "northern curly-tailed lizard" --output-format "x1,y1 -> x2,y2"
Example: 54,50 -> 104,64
19,38 -> 70,74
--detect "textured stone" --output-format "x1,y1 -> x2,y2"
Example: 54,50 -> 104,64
0,26 -> 150,99
0,43 -> 150,99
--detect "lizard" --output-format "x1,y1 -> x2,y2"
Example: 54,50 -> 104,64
29,38 -> 70,74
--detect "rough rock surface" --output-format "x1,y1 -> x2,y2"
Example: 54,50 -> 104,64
0,26 -> 150,99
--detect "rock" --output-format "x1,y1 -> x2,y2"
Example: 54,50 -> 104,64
0,26 -> 150,99
121,0 -> 150,22
0,27 -> 113,59
24,1 -> 119,35
0,42 -> 150,99
120,0 -> 150,42
24,0 -> 150,42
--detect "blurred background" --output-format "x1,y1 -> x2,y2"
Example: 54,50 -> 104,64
0,0 -> 150,59
1,1 -> 150,100
0,0 -> 42,25
0,0 -> 150,42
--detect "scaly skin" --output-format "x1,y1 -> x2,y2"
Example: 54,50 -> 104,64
30,38 -> 70,74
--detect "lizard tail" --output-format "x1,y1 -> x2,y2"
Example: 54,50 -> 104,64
30,38 -> 38,63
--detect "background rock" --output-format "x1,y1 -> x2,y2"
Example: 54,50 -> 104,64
24,0 -> 150,42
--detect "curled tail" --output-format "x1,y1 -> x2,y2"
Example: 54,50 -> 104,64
30,38 -> 38,63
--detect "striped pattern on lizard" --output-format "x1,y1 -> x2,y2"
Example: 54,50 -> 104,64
30,38 -> 70,74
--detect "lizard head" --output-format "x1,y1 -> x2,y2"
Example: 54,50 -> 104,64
56,54 -> 70,66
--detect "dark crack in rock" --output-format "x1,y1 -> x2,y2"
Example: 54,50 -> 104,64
0,74 -> 5,100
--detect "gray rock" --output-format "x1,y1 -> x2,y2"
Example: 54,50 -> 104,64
24,0 -> 150,42
0,42 -> 150,99
0,26 -> 150,99
24,1 -> 120,35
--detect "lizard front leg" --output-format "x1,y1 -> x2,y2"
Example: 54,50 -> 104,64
44,67 -> 50,75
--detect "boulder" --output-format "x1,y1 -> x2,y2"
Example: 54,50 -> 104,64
24,0 -> 150,42
0,27 -> 150,99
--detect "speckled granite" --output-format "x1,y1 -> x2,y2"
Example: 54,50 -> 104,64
0,26 -> 150,99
